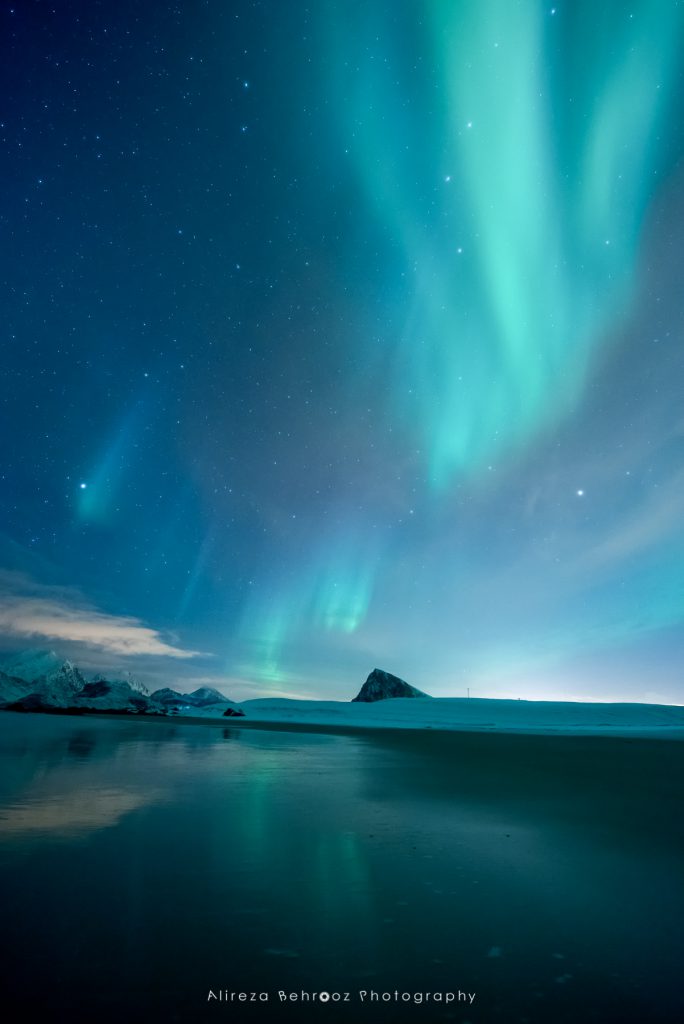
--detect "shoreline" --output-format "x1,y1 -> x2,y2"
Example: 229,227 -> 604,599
2,709 -> 684,1024
155,711 -> 684,743
3,704 -> 684,744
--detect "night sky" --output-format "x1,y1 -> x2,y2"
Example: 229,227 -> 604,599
2,0 -> 684,703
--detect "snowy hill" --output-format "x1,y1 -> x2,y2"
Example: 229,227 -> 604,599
190,695 -> 684,738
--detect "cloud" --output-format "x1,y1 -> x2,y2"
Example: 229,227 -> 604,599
0,573 -> 201,658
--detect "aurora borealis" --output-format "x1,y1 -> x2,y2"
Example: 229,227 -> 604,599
2,0 -> 684,702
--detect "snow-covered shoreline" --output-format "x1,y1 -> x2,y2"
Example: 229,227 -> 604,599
171,695 -> 684,739
3,650 -> 683,739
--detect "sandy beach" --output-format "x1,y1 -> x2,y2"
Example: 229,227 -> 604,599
1,712 -> 682,1023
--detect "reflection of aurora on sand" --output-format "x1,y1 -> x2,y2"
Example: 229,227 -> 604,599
0,713 -> 683,1023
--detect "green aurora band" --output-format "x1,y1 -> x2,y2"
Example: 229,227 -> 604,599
240,0 -> 684,689
330,0 -> 682,488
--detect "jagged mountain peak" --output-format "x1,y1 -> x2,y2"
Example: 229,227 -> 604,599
351,668 -> 431,703
150,685 -> 231,707
188,686 -> 229,705
96,670 -> 150,696
150,687 -> 187,704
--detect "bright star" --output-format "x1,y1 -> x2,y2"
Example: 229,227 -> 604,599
79,482 -> 87,490
576,489 -> 584,497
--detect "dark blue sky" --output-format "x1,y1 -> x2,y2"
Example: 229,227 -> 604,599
2,0 -> 684,703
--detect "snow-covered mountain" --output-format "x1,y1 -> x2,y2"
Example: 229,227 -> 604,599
74,678 -> 152,712
0,651 -> 86,702
0,650 -> 160,714
150,685 -> 232,707
2,648 -> 65,683
0,649 -> 237,717
187,686 -> 230,706
150,687 -> 187,705
98,670 -> 150,696
36,660 -> 87,700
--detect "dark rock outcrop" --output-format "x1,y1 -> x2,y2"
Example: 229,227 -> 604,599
5,693 -> 54,712
80,679 -> 111,699
223,707 -> 245,717
4,693 -> 86,715
352,668 -> 430,703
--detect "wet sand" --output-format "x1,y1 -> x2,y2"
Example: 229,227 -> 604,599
0,713 -> 682,1023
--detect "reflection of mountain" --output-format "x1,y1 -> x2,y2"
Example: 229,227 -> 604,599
0,712 -> 248,838
0,650 -> 237,718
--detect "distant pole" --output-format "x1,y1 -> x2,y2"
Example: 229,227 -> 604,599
467,687 -> 470,699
